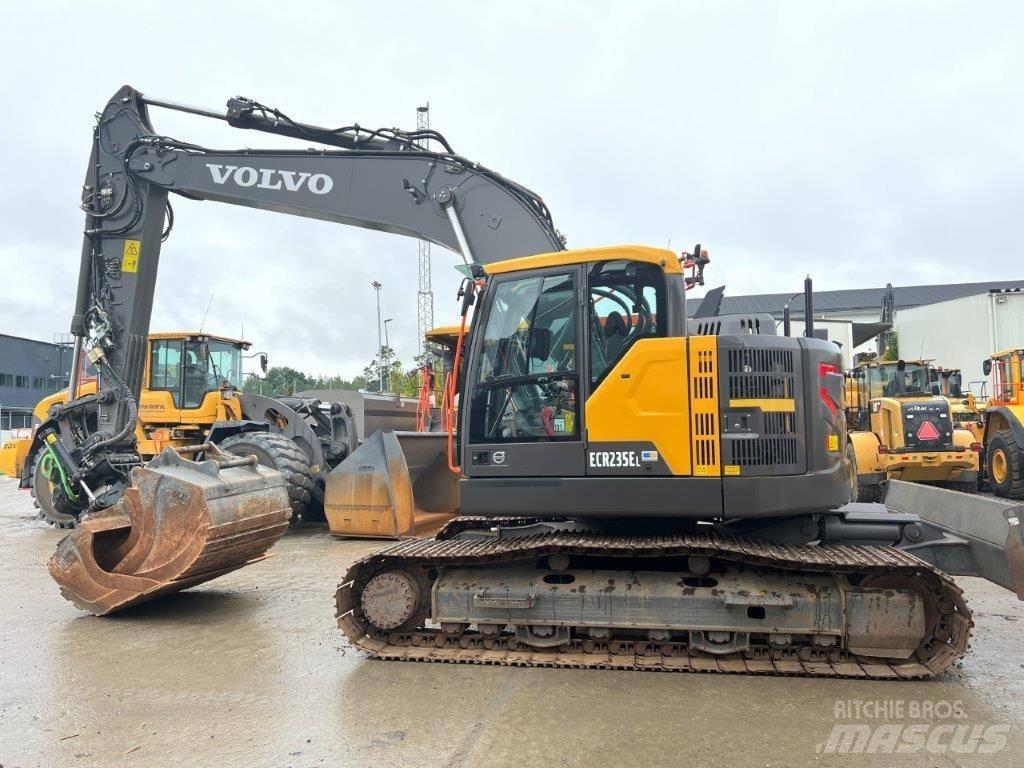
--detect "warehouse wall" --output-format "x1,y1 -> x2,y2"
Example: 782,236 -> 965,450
897,292 -> 1024,384
0,335 -> 71,425
992,291 -> 1024,349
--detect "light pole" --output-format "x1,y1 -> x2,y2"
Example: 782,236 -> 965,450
371,280 -> 383,391
383,318 -> 393,393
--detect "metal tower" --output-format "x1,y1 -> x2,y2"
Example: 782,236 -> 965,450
415,103 -> 434,358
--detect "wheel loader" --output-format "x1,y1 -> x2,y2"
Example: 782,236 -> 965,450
42,87 -> 1024,679
932,367 -> 985,442
6,331 -> 359,527
981,349 -> 1024,498
845,359 -> 980,501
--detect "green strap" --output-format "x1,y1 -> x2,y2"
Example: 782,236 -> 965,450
40,444 -> 79,501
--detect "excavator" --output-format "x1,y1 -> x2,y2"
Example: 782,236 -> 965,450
46,86 -> 1024,677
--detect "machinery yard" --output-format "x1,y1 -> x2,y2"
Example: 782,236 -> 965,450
3,475 -> 1023,768
3,5 -> 1024,768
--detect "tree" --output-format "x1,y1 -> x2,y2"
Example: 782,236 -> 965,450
882,331 -> 899,361
244,366 -> 312,396
245,355 -> 419,398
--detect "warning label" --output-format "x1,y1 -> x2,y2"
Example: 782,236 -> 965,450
121,239 -> 141,273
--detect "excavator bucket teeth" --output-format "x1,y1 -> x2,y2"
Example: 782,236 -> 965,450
323,430 -> 459,539
48,448 -> 291,615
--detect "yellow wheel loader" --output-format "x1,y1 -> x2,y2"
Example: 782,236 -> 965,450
933,367 -> 985,443
10,331 -> 361,528
845,360 -> 979,501
982,349 -> 1024,498
41,86 -> 1024,679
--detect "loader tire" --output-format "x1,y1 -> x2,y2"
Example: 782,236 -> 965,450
219,432 -> 315,522
987,430 -> 1024,499
29,450 -> 78,529
848,443 -> 881,503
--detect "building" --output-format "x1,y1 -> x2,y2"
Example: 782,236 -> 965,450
897,288 -> 1024,383
690,279 -> 1024,372
0,334 -> 73,430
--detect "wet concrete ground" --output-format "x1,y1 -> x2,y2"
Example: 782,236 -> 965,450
1,475 -> 1022,768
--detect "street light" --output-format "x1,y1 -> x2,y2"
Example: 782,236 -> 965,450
383,318 -> 394,392
371,281 -> 383,391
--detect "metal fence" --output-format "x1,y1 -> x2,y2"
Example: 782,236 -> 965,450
0,407 -> 33,432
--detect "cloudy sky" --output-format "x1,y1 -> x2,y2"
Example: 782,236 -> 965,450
1,1 -> 1020,377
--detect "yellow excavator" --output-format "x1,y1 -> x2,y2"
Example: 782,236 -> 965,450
845,359 -> 979,501
43,87 -> 1024,679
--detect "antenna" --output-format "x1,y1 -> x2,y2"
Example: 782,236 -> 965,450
415,102 -> 434,359
199,293 -> 214,333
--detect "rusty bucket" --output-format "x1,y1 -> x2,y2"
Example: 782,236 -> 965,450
323,430 -> 459,539
48,447 -> 291,615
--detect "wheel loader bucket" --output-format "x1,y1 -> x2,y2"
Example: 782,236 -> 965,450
323,430 -> 459,539
48,447 -> 291,615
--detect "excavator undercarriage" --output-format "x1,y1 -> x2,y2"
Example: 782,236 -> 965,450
334,481 -> 1024,678
336,518 -> 973,678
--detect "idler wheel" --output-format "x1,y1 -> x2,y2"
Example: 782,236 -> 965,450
360,571 -> 421,631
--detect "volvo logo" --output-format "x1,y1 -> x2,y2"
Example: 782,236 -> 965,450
206,164 -> 334,195
492,451 -> 506,464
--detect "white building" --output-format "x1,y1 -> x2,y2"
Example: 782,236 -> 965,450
897,289 -> 1024,383
690,280 -> 1024,373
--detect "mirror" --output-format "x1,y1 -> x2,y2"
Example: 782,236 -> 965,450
983,359 -> 992,376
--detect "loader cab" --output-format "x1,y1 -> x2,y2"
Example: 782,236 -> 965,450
981,350 -> 1024,499
985,350 -> 1023,407
146,333 -> 249,417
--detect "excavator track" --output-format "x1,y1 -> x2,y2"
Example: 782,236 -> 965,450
335,523 -> 973,679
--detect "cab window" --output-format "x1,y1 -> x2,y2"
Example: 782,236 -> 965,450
588,260 -> 664,385
149,339 -> 183,406
469,272 -> 578,443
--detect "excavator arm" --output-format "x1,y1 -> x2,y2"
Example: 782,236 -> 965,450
48,85 -> 564,512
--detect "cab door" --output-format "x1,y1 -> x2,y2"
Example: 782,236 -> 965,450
582,259 -> 691,476
463,266 -> 585,477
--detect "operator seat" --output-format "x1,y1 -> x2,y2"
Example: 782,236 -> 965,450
603,311 -> 628,361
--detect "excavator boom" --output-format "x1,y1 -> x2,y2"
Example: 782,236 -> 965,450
47,85 -> 563,612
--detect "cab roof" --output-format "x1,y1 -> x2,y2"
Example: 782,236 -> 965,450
424,325 -> 467,342
148,331 -> 251,349
856,358 -> 932,368
483,245 -> 681,276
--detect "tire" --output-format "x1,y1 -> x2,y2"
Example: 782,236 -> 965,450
29,450 -> 79,529
844,443 -> 858,503
218,432 -> 315,522
987,430 -> 1024,499
847,442 -> 881,503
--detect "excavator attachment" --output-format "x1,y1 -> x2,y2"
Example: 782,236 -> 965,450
48,446 -> 291,615
323,431 -> 459,538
